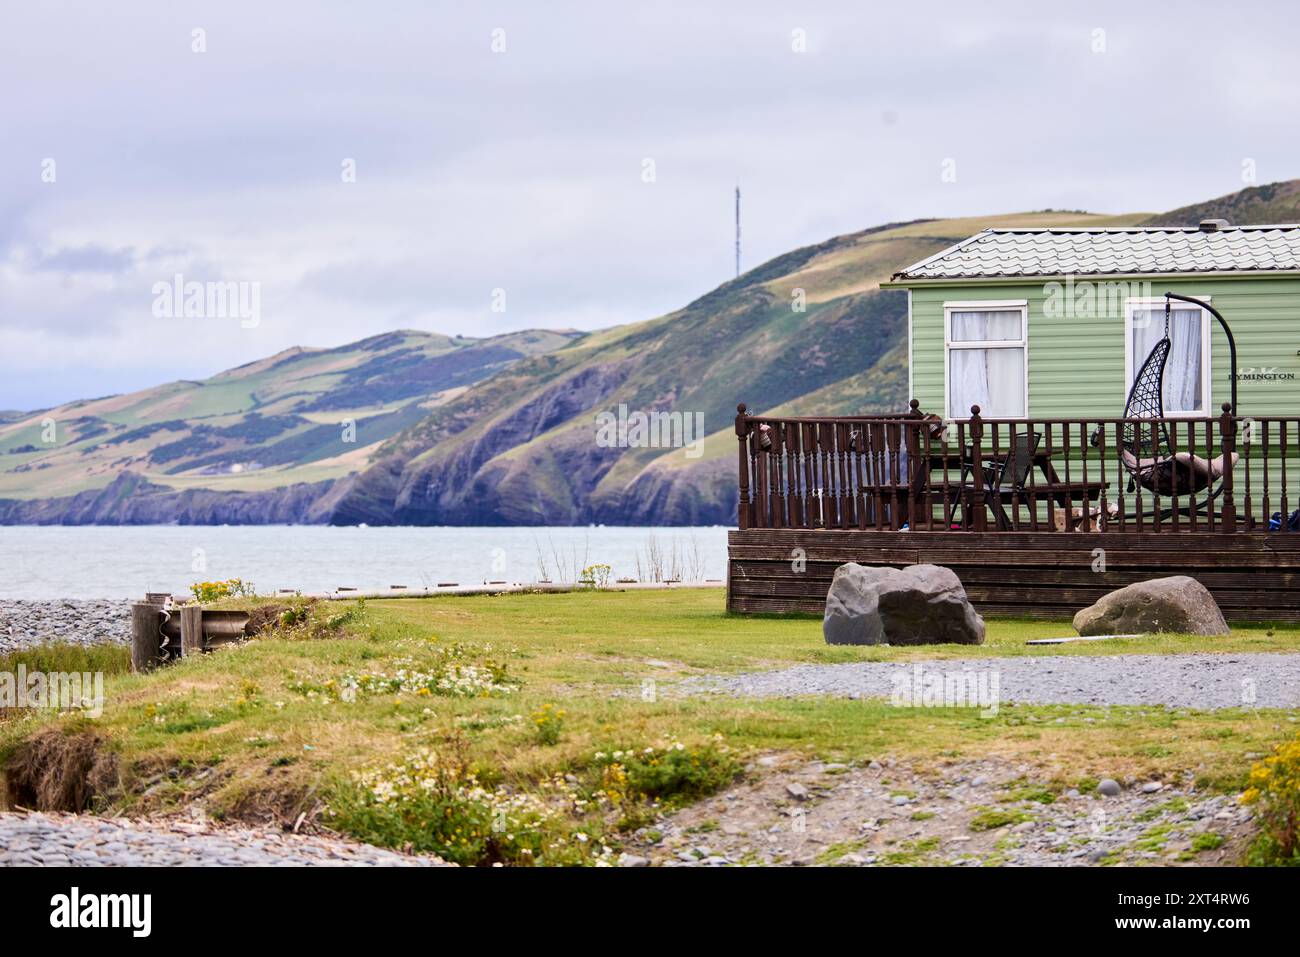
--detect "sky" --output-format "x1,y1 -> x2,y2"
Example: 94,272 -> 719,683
3,0 -> 1298,410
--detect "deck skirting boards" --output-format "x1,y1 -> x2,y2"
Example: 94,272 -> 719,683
727,529 -> 1300,621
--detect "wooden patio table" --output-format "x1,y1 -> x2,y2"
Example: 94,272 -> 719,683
907,448 -> 1109,529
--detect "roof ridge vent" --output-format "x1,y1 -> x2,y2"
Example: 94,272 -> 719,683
1199,218 -> 1230,232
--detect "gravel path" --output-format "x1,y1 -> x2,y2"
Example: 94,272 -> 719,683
0,812 -> 450,866
674,652 -> 1300,709
621,755 -> 1254,867
0,600 -> 131,652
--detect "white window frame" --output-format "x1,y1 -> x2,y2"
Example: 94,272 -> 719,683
943,299 -> 1029,419
1123,296 -> 1212,418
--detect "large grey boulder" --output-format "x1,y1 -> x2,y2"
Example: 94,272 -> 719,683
1073,576 -> 1229,636
823,563 -> 985,646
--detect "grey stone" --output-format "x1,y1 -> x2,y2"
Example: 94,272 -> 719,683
619,854 -> 650,867
823,563 -> 985,646
1073,576 -> 1229,637
1140,781 -> 1163,793
0,810 -> 452,867
1098,778 -> 1122,797
785,783 -> 810,801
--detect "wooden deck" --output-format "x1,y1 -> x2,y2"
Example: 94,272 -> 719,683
727,528 -> 1300,621
727,402 -> 1300,621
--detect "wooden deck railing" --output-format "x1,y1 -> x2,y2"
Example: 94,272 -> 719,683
734,400 -> 1300,534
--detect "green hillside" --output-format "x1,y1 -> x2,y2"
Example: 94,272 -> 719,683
0,329 -> 578,502
1143,180 -> 1300,227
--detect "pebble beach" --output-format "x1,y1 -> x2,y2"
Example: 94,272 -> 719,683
0,599 -> 132,654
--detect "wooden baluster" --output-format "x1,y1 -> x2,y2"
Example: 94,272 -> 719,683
871,421 -> 881,530
1113,420 -> 1126,531
770,422 -> 785,528
1168,419 -> 1180,532
1043,421 -> 1057,532
904,401 -> 925,530
954,421 -> 967,529
1096,419 -> 1110,532
896,420 -> 907,530
1062,419 -> 1075,532
823,422 -> 836,528
1077,421 -> 1088,533
989,420 -> 1004,531
1242,417 -> 1254,529
969,407 -> 986,532
784,422 -> 799,528
821,423 -> 832,530
1262,420 -> 1271,532
853,421 -> 868,530
940,417 -> 953,531
1219,404 -> 1237,531
800,421 -> 811,529
824,421 -> 837,529
1024,419 -> 1038,531
842,426 -> 852,530
921,416 -> 935,531
1201,421 -> 1211,535
1149,420 -> 1162,532
809,422 -> 823,529
1282,421 -> 1290,534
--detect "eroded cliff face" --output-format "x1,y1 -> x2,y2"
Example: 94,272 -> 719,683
381,361 -> 637,524
0,454 -> 738,526
0,472 -> 336,525
590,456 -> 736,526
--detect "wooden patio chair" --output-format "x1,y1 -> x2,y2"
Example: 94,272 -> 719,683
952,431 -> 1041,530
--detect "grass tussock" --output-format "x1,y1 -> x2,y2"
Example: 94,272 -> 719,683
0,641 -> 130,678
2,724 -> 119,812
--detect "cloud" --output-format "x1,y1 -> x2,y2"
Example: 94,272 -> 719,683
0,0 -> 1298,409
29,243 -> 137,274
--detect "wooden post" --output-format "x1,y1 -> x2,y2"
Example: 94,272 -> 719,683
179,605 -> 205,657
1219,403 -> 1236,531
130,602 -> 162,673
969,406 -> 987,532
735,403 -> 751,529
904,398 -> 924,527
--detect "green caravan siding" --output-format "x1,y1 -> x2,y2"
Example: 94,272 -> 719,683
908,276 -> 1300,420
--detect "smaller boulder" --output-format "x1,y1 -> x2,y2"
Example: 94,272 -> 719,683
1073,576 -> 1228,637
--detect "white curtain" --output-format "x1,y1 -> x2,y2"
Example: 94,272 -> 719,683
1132,307 -> 1202,412
951,310 -> 1021,342
949,311 -> 1025,417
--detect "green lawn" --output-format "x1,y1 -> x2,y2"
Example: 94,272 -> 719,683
2,589 -> 1296,864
